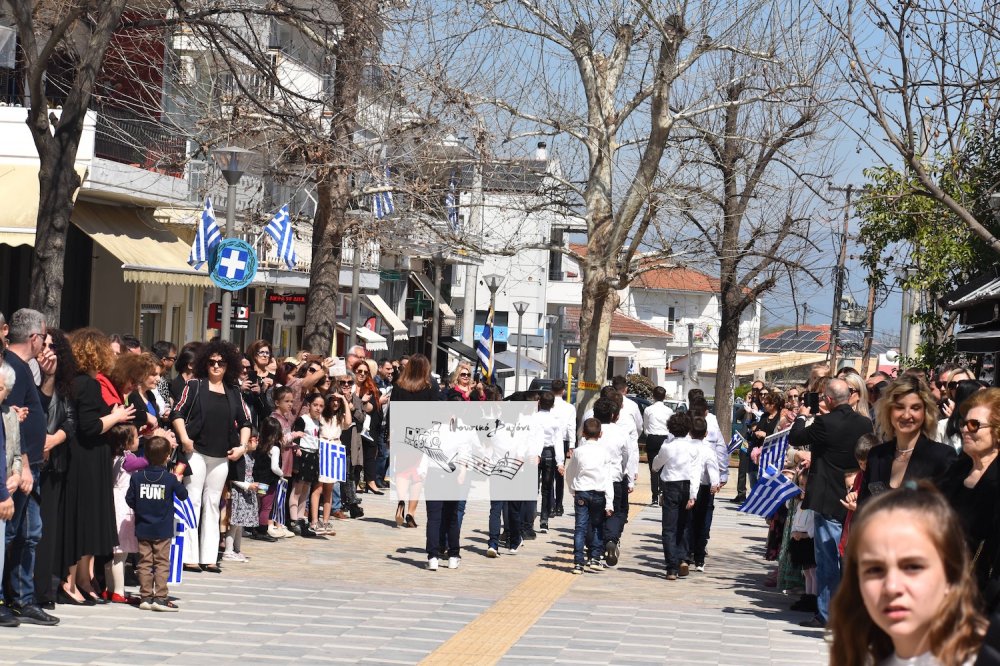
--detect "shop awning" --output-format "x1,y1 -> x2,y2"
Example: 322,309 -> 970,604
608,339 -> 638,358
494,350 -> 546,375
364,294 -> 409,341
71,201 -> 214,287
409,272 -> 457,324
438,337 -> 512,372
336,321 -> 388,351
0,164 -> 86,247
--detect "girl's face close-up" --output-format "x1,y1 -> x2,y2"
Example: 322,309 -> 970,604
856,510 -> 950,659
891,393 -> 925,438
309,397 -> 324,418
277,394 -> 294,414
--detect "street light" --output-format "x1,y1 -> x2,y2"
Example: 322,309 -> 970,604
211,146 -> 256,342
513,300 -> 529,392
430,250 -> 446,374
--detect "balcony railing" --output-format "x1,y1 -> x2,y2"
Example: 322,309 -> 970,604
95,107 -> 186,177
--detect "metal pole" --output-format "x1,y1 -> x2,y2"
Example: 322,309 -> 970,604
686,322 -> 695,385
220,181 -> 237,342
430,257 -> 441,373
515,312 -> 524,392
828,184 -> 853,372
463,159 -> 483,345
899,278 -> 912,368
349,239 -> 361,349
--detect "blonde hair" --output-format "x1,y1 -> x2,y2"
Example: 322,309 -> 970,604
842,372 -> 871,419
875,374 -> 938,441
450,362 -> 474,385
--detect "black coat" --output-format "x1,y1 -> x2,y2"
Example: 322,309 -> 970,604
789,403 -> 873,522
941,454 -> 1000,599
859,433 -> 957,506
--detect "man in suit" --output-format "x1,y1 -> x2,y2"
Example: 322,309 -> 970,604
789,378 -> 873,629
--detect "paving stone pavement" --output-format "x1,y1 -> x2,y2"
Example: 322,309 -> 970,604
0,481 -> 828,665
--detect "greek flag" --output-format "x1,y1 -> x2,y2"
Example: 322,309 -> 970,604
264,203 -> 297,269
169,497 -> 197,584
476,304 -> 495,384
728,430 -> 746,455
760,428 -> 791,474
739,464 -> 800,518
318,439 -> 347,482
187,197 -> 221,270
372,165 -> 395,219
445,171 -> 459,230
270,478 -> 288,523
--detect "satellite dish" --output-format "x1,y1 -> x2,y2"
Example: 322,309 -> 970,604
885,349 -> 899,363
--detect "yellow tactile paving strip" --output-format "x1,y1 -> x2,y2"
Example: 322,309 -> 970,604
420,567 -> 576,665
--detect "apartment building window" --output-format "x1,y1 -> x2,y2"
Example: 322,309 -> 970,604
548,228 -> 564,281
667,306 -> 676,334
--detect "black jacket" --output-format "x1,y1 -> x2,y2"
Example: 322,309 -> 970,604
170,379 -> 252,455
126,465 -> 189,540
859,433 -> 957,506
789,403 -> 873,522
941,454 -> 1000,599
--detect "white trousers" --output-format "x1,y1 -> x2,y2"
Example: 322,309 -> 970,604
183,451 -> 229,565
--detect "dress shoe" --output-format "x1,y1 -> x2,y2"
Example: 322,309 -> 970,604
729,495 -> 746,504
39,600 -> 56,611
395,501 -> 405,527
404,514 -> 417,528
200,564 -> 222,573
366,484 -> 384,495
0,605 -> 19,627
12,604 -> 59,626
332,510 -> 348,520
57,587 -> 91,606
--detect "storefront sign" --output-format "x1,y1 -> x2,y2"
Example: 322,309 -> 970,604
209,303 -> 251,330
267,292 -> 307,304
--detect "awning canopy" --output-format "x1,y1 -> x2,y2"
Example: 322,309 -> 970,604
336,321 -> 388,351
494,350 -> 546,376
608,339 -> 638,358
71,201 -> 214,287
0,165 -> 87,247
955,323 -> 1000,354
438,337 -> 512,372
364,294 -> 409,341
409,272 -> 457,324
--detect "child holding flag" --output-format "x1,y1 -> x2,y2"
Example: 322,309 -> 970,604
126,436 -> 188,611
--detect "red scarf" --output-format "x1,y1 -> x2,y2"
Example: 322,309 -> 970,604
96,372 -> 123,407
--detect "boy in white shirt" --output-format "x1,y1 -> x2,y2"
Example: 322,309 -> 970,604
651,413 -> 718,581
564,418 -> 615,574
684,412 -> 722,573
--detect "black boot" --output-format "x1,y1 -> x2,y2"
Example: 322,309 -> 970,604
349,503 -> 365,519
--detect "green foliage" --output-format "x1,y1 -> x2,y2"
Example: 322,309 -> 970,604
856,126 -> 1000,368
626,373 -> 654,398
734,383 -> 752,400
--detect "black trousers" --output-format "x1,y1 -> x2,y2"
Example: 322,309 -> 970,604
539,447 -> 557,525
33,469 -> 65,604
645,435 -> 668,500
554,440 -> 569,510
736,449 -> 757,497
687,483 -> 715,565
603,480 -> 629,543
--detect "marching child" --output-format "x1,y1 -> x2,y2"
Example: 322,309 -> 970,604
564,418 -> 615,574
126,436 -> 188,611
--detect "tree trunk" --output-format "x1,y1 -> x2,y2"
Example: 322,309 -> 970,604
29,141 -> 84,327
575,258 -> 619,419
713,289 -> 743,438
304,173 -> 348,354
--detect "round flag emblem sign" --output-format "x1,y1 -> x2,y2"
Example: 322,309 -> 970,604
211,238 -> 258,291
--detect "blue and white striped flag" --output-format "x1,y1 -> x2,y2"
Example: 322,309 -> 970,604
318,438 -> 348,482
728,430 -> 746,455
372,166 -> 395,219
169,496 -> 197,584
476,304 -> 495,384
445,171 -> 459,230
264,203 -> 297,269
187,197 -> 222,270
270,478 -> 288,523
739,465 -> 800,518
759,428 -> 791,474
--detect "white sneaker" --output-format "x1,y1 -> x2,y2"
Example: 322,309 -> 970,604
694,564 -> 706,573
279,525 -> 296,538
486,547 -> 498,559
266,525 -> 283,539
427,557 -> 439,571
508,543 -> 520,555
221,551 -> 247,562
448,557 -> 460,569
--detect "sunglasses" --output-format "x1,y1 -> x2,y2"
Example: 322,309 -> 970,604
848,388 -> 860,395
355,369 -> 369,375
787,394 -> 800,400
256,350 -> 271,357
936,382 -> 947,390
208,359 -> 227,368
339,381 -> 352,387
948,380 -> 966,390
241,366 -> 251,372
961,418 -> 988,434
163,356 -> 176,362
459,372 -> 470,378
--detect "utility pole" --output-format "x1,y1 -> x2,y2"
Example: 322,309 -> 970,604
828,184 -> 854,372
859,275 -> 878,377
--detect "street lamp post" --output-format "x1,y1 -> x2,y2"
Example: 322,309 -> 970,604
211,146 -> 256,343
430,251 -> 445,374
513,301 -> 528,392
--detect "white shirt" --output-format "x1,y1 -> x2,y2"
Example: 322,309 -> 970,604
565,438 -> 616,506
791,502 -> 814,538
551,397 -> 577,449
595,421 -> 630,484
526,409 -> 565,466
651,436 -> 719,502
619,394 -> 643,442
642,401 -> 673,436
703,413 -> 730,485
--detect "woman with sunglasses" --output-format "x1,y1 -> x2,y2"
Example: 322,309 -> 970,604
941,388 -> 1000,611
171,340 -> 252,573
447,362 -> 484,401
858,375 -> 956,508
352,361 -> 384,494
244,340 -> 279,425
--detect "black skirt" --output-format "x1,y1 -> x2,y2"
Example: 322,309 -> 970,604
789,537 -> 816,568
293,449 -> 320,484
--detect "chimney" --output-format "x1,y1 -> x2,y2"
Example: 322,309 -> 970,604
535,141 -> 548,161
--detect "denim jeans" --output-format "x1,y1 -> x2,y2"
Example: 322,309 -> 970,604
687,483 -> 715,565
538,449 -> 557,525
573,490 -> 606,565
660,480 -> 691,572
488,500 -> 522,550
375,431 -> 389,485
4,464 -> 41,606
520,499 -> 536,533
441,500 -> 466,554
425,500 -> 460,559
814,513 -> 844,622
332,483 -> 342,511
603,480 -> 629,543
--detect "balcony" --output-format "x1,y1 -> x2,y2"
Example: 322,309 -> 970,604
94,107 -> 186,177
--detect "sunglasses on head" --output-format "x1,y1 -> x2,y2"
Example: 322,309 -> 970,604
961,418 -> 989,434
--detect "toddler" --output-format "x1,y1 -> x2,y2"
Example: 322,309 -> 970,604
224,429 -> 259,561
789,468 -> 817,614
107,424 -> 145,603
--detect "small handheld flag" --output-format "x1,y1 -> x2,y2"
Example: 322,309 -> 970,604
264,203 -> 298,269
270,478 -> 288,523
760,428 -> 791,475
169,497 -> 198,584
187,197 -> 222,270
728,431 -> 746,455
318,439 -> 348,482
738,465 -> 800,518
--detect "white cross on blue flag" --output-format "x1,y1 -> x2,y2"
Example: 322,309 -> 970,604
728,430 -> 746,455
187,197 -> 222,270
318,439 -> 347,482
265,203 -> 298,269
760,428 -> 791,474
738,465 -> 800,518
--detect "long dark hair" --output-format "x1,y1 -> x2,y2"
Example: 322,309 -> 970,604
193,340 -> 243,385
396,353 -> 431,392
322,392 -> 345,421
945,379 -> 986,439
259,416 -> 284,453
47,329 -> 77,398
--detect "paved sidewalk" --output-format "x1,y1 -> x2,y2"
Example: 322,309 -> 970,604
1,485 -> 827,665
